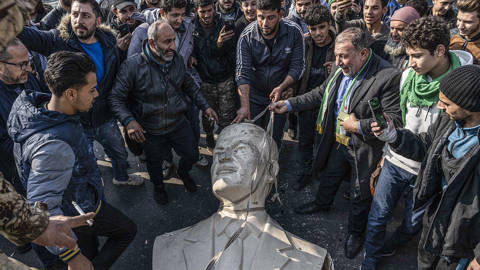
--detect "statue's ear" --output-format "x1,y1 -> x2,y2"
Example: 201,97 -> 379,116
267,161 -> 279,183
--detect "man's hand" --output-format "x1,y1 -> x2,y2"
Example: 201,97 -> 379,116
204,108 -> 219,124
337,0 -> 352,13
68,253 -> 94,270
117,33 -> 132,51
468,258 -> 480,270
188,56 -> 198,68
281,88 -> 294,99
269,101 -> 288,114
232,106 -> 250,123
127,120 -> 146,143
33,213 -> 95,250
269,86 -> 285,102
371,114 -> 397,143
340,113 -> 359,133
324,61 -> 333,75
217,26 -> 235,48
351,0 -> 361,14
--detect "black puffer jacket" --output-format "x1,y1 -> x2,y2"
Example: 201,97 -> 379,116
18,15 -> 120,128
110,41 -> 210,135
390,113 -> 480,261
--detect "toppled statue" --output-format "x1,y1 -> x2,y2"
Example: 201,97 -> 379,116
153,123 -> 334,270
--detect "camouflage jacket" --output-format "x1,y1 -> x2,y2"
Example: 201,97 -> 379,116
0,172 -> 49,246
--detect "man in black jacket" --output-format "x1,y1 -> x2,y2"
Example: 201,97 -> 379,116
234,0 -> 257,41
18,0 -> 143,187
0,39 -> 44,194
372,66 -> 480,270
270,27 -> 401,259
110,20 -> 218,205
192,0 -> 237,150
291,5 -> 336,191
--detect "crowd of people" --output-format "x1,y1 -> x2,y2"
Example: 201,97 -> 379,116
0,0 -> 480,268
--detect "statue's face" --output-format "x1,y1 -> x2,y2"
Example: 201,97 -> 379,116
211,125 -> 264,202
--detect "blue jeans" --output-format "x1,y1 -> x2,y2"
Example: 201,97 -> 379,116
363,159 -> 422,269
85,119 -> 129,181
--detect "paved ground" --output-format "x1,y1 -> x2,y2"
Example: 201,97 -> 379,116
1,133 -> 419,269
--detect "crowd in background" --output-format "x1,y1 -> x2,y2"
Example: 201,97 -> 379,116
1,0 -> 480,268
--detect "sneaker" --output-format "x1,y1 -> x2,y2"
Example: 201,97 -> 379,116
113,174 -> 144,186
196,156 -> 209,167
206,133 -> 215,151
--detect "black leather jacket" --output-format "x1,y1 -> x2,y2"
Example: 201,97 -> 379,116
110,41 -> 210,135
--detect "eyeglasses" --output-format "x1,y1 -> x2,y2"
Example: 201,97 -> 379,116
0,57 -> 32,71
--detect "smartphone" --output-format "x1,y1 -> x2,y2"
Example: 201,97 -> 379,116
119,23 -> 130,37
224,19 -> 234,31
368,97 -> 388,129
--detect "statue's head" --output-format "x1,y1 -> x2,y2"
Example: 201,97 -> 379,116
211,123 -> 279,205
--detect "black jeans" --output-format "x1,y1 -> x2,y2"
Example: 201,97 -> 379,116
297,109 -> 318,175
73,201 -> 136,270
315,142 -> 372,235
250,101 -> 287,149
143,121 -> 199,188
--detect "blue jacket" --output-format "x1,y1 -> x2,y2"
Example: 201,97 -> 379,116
17,16 -> 120,128
8,91 -> 104,217
236,19 -> 305,105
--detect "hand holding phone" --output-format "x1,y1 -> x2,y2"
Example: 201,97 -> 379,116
368,97 -> 387,129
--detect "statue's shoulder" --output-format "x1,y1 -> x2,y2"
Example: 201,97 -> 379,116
284,231 -> 334,270
153,215 -> 214,269
265,219 -> 334,270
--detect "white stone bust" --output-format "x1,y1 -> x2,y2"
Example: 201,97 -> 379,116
153,123 -> 334,270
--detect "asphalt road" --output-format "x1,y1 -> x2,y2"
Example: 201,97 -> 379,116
1,133 -> 418,270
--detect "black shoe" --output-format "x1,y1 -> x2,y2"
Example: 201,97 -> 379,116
154,186 -> 168,205
292,175 -> 313,191
344,233 -> 364,259
206,133 -> 215,151
294,201 -> 331,214
179,173 -> 197,192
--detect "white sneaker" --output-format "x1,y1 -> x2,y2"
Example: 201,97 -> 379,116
196,156 -> 209,167
113,174 -> 144,186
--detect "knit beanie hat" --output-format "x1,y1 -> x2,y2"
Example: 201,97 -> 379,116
390,6 -> 420,24
328,0 -> 336,6
440,65 -> 480,112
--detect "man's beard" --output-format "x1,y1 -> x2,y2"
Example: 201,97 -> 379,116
74,25 -> 96,40
154,44 -> 174,62
384,35 -> 405,57
0,70 -> 27,84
